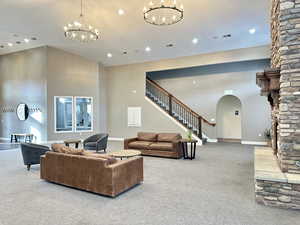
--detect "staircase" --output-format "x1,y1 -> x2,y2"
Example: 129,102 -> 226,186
146,77 -> 216,140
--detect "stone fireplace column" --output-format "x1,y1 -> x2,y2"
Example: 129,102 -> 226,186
254,0 -> 300,210
275,0 -> 300,173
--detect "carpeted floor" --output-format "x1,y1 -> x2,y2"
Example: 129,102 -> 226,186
0,142 -> 299,225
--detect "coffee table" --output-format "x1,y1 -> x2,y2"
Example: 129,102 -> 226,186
64,139 -> 81,148
110,150 -> 141,160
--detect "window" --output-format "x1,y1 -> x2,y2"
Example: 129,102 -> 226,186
54,96 -> 73,132
54,96 -> 93,133
75,97 -> 93,132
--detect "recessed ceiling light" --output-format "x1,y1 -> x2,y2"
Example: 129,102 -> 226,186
145,46 -> 151,52
107,53 -> 112,58
118,9 -> 125,15
192,38 -> 198,44
24,38 -> 30,43
249,28 -> 256,34
7,43 -> 13,47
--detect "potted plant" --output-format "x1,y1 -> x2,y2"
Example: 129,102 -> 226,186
264,129 -> 272,147
187,129 -> 193,141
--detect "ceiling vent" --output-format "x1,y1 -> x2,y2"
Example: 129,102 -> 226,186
222,34 -> 232,38
166,43 -> 174,48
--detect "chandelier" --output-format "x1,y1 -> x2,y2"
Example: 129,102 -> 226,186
64,0 -> 99,42
143,0 -> 184,26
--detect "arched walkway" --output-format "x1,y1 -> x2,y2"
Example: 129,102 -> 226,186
216,95 -> 242,143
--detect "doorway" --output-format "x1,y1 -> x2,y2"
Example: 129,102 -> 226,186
217,95 -> 242,143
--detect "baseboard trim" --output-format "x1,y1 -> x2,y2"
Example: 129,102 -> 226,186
207,139 -> 218,143
108,137 -> 124,141
241,141 -> 267,146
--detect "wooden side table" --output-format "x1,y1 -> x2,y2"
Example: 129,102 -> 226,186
64,139 -> 81,148
180,139 -> 198,160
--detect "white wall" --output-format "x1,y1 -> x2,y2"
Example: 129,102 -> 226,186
105,46 -> 271,141
46,47 -> 101,141
0,47 -> 48,141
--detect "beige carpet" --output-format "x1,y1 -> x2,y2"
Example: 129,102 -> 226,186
0,142 -> 300,225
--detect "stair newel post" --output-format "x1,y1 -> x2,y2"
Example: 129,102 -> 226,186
169,94 -> 173,115
198,116 -> 202,139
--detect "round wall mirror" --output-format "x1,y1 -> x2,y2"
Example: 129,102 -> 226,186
16,103 -> 29,121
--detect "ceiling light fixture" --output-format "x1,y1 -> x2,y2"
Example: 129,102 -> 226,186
7,43 -> 13,47
64,0 -> 99,42
192,38 -> 198,44
145,46 -> 151,52
249,28 -> 256,34
118,9 -> 125,15
24,38 -> 30,43
143,0 -> 184,26
107,53 -> 112,58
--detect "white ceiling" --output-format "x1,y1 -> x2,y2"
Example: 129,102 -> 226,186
0,0 -> 270,66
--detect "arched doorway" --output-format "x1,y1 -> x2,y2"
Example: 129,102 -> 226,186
217,95 -> 242,143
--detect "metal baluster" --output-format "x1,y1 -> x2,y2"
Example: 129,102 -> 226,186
198,117 -> 202,139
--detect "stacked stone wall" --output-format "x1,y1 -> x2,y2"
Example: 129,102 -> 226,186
272,0 -> 300,173
271,0 -> 281,68
256,179 -> 300,209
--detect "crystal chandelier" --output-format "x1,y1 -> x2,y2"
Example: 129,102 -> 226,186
143,0 -> 184,26
64,0 -> 99,42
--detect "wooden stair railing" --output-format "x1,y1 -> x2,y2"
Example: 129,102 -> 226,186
146,78 -> 215,140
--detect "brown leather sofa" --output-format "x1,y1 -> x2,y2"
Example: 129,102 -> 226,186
41,151 -> 143,197
124,132 -> 183,159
